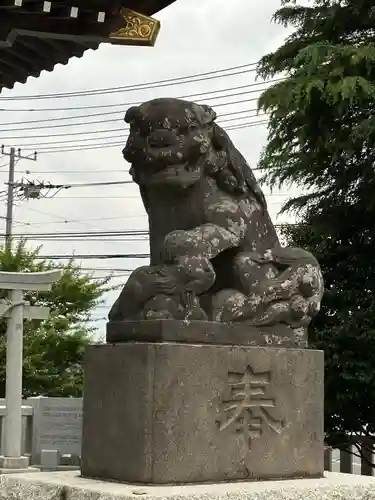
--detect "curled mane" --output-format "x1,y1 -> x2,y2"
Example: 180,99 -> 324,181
205,122 -> 267,209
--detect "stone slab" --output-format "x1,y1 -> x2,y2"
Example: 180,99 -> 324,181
106,320 -> 307,348
0,467 -> 39,475
0,456 -> 29,469
81,342 -> 323,484
27,397 -> 82,465
1,471 -> 375,500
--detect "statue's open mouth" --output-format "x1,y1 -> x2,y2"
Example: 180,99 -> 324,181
148,160 -> 201,186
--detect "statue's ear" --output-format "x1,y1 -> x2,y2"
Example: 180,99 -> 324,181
201,104 -> 217,123
211,122 -> 229,150
125,106 -> 140,124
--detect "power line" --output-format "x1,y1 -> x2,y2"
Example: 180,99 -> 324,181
78,268 -> 136,272
12,237 -> 149,242
11,197 -> 292,226
0,92 -> 266,141
0,79 -> 279,132
0,106 -> 262,129
15,119 -> 269,155
12,215 -> 142,226
31,230 -> 296,260
0,62 -> 260,101
0,80 -> 269,113
0,109 -> 264,134
14,180 -> 133,189
1,263 -> 133,273
0,113 -> 265,148
13,169 -> 130,174
4,230 -> 148,237
9,179 -> 136,200
6,117 -> 266,148
5,229 -> 142,237
17,204 -> 109,232
21,196 -> 285,201
4,222 -> 295,238
34,254 -> 150,260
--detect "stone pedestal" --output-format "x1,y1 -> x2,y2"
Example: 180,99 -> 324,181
106,319 -> 308,348
0,455 -> 33,474
81,341 -> 324,484
0,457 -> 29,470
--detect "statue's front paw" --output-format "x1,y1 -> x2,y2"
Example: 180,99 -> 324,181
153,275 -> 178,294
164,230 -> 195,259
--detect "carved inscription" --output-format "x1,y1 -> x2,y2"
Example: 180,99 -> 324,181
218,365 -> 285,448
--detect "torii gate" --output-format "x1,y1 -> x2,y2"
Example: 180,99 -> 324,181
0,270 -> 61,471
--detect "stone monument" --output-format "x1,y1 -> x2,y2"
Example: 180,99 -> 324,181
81,98 -> 325,484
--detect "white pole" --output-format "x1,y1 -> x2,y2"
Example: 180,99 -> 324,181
3,289 -> 24,458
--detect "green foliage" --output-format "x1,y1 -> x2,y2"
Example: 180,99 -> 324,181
0,241 -> 110,398
258,0 -> 375,450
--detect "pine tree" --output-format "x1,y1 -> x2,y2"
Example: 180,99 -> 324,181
258,0 -> 375,457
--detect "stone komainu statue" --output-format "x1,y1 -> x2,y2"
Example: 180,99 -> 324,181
109,98 -> 324,333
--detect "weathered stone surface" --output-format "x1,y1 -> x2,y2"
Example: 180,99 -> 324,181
27,397 -> 82,465
81,343 -> 324,484
1,472 -> 375,500
106,319 -> 308,348
0,456 -> 29,470
108,98 -> 324,337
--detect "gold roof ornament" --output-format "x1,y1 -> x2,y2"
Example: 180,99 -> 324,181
109,8 -> 161,47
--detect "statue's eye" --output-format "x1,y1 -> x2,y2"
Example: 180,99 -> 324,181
177,124 -> 195,135
138,122 -> 151,136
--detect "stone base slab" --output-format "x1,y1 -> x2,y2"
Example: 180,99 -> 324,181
1,471 -> 375,500
0,468 -> 39,475
81,342 -> 324,484
106,320 -> 307,348
0,456 -> 29,470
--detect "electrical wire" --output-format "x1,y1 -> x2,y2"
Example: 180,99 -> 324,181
12,237 -> 149,242
6,117 -> 265,149
33,254 -> 150,260
78,268 -> 137,272
0,110 -> 265,135
56,180 -> 134,188
11,197 -> 291,228
0,62 -> 261,101
13,169 -> 130,174
0,78 -> 281,132
13,119 -> 269,155
13,215 -> 142,226
3,223 -> 293,238
16,204 -> 111,231
0,105 -> 261,129
0,79 -> 270,112
24,195 -> 285,201
0,91 -> 266,141
0,114 -> 265,149
5,230 -> 148,237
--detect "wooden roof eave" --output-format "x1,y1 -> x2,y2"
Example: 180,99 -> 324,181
0,0 -> 176,92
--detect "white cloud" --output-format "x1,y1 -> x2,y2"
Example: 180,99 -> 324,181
0,0 -> 301,333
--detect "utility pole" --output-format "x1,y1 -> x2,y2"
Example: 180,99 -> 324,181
1,146 -> 37,249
